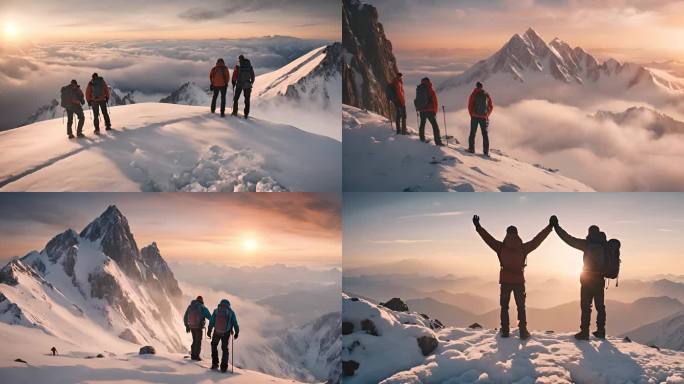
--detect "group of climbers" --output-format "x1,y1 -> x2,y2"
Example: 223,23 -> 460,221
183,296 -> 240,373
60,73 -> 112,139
386,74 -> 494,156
58,55 -> 255,140
209,55 -> 255,118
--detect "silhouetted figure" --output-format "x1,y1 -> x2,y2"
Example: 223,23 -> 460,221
207,299 -> 239,373
552,216 -> 609,340
414,77 -> 443,146
473,215 -> 553,339
60,79 -> 85,139
183,295 -> 211,360
467,81 -> 494,156
231,55 -> 255,119
86,73 -> 112,132
51,347 -> 57,356
210,58 -> 230,117
386,73 -> 407,135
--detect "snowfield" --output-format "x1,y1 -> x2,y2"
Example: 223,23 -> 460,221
0,103 -> 340,192
342,294 -> 684,384
342,105 -> 593,192
0,323 -> 304,384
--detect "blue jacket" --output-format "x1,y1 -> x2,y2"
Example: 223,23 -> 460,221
183,300 -> 211,329
208,299 -> 239,336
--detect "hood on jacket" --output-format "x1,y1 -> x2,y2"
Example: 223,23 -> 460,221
216,58 -> 225,66
219,299 -> 231,308
503,232 -> 523,248
421,77 -> 432,87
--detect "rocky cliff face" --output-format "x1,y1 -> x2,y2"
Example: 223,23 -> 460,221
342,0 -> 399,118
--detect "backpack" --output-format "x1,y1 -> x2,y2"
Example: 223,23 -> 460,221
237,60 -> 253,89
385,83 -> 396,103
414,83 -> 430,110
213,304 -> 231,335
603,239 -> 621,281
60,86 -> 72,108
474,91 -> 489,116
187,302 -> 202,329
92,77 -> 106,99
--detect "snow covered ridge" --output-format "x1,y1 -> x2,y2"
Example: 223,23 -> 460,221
342,105 -> 593,192
0,103 -> 341,192
0,205 -> 186,354
342,294 -> 684,384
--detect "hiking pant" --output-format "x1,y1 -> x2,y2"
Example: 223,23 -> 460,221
469,117 -> 489,155
419,111 -> 442,145
580,277 -> 606,331
233,86 -> 251,117
92,100 -> 111,130
66,107 -> 85,136
190,328 -> 203,359
394,104 -> 407,134
211,332 -> 230,370
500,283 -> 526,329
211,86 -> 228,115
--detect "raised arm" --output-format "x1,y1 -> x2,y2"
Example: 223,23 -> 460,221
473,215 -> 503,253
523,223 -> 552,254
554,223 -> 586,251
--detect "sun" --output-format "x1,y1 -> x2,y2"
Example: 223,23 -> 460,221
241,237 -> 258,253
3,23 -> 17,38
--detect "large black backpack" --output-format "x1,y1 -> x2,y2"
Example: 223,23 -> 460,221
60,86 -> 72,108
91,77 -> 106,99
237,60 -> 253,89
474,91 -> 489,115
187,302 -> 202,329
604,239 -> 621,281
414,83 -> 430,110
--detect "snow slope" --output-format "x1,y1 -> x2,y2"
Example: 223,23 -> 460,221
623,311 -> 684,352
342,104 -> 593,192
0,322 -> 304,384
159,82 -> 210,106
342,294 -> 684,384
0,103 -> 340,192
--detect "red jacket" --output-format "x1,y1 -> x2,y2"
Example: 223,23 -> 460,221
476,225 -> 552,284
391,77 -> 405,107
418,78 -> 438,113
210,64 -> 229,87
468,88 -> 494,119
86,79 -> 110,103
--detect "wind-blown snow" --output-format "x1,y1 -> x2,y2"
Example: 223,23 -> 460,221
0,103 -> 340,192
342,105 -> 592,192
343,294 -> 684,384
252,46 -> 328,99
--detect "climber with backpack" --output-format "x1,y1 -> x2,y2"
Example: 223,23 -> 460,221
386,73 -> 407,135
472,214 -> 553,340
86,73 -> 112,133
60,79 -> 86,139
552,217 -> 621,340
231,55 -> 255,119
414,77 -> 443,146
207,299 -> 239,373
467,82 -> 494,156
210,58 -> 230,117
183,296 -> 211,360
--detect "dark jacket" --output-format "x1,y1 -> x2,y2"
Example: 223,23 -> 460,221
232,58 -> 255,89
477,225 -> 552,284
183,299 -> 211,329
555,226 -> 606,283
417,78 -> 438,113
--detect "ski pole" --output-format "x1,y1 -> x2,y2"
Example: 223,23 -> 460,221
442,105 -> 449,147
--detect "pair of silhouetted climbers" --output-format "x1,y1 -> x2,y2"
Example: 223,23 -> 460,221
386,74 -> 442,145
473,215 -> 621,340
60,73 -> 113,139
183,295 -> 240,373
209,55 -> 255,118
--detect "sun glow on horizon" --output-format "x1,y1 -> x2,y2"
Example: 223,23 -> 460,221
3,22 -> 18,39
241,236 -> 258,253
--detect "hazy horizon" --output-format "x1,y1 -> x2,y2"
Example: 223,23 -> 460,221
344,193 -> 684,280
0,193 -> 341,267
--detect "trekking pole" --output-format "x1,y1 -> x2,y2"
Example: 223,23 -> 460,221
442,105 -> 449,147
388,102 -> 393,132
231,333 -> 234,373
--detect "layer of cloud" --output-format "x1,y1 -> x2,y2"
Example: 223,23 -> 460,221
0,37 -> 329,130
179,0 -> 339,21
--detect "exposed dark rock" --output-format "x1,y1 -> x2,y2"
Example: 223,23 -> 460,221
649,344 -> 660,351
417,335 -> 438,356
62,246 -> 77,277
342,360 -> 360,376
96,353 -> 104,358
623,336 -> 632,342
342,0 -> 399,118
342,321 -> 354,335
14,358 -> 27,364
139,346 -> 156,355
347,340 -> 361,353
380,297 -> 408,312
419,313 -> 430,319
44,229 -> 78,263
350,297 -> 359,302
361,319 -> 379,336
431,319 -> 444,329
468,323 -> 483,329
119,328 -> 140,344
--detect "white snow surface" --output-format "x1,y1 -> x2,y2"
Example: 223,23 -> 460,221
0,103 -> 340,192
252,46 -> 328,99
342,105 -> 592,192
624,311 -> 684,353
0,322 -> 304,384
342,294 -> 684,384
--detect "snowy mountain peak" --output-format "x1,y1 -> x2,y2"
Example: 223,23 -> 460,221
159,82 -> 209,106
